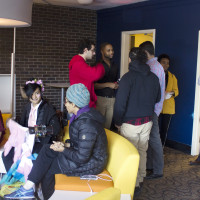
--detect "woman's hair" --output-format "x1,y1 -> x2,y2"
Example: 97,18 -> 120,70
23,78 -> 43,99
158,54 -> 170,63
129,47 -> 148,63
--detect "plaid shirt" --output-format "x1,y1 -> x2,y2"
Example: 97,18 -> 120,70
126,116 -> 152,126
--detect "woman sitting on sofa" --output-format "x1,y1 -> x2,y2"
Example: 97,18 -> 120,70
2,78 -> 61,171
5,83 -> 108,200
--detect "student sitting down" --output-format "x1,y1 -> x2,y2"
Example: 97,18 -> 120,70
4,83 -> 108,200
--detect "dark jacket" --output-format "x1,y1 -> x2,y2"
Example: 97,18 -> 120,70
20,100 -> 61,144
57,108 -> 108,176
114,60 -> 161,126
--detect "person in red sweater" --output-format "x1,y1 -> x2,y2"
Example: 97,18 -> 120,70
69,38 -> 105,108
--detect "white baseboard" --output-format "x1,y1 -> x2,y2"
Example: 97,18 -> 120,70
49,190 -> 131,200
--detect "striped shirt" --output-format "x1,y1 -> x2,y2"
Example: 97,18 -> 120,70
147,57 -> 165,116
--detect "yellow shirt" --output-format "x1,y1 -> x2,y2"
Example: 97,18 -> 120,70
161,71 -> 179,114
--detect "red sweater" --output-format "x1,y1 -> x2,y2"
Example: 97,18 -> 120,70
69,55 -> 105,108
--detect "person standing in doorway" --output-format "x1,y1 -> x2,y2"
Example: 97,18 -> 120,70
139,41 -> 165,179
69,38 -> 105,108
158,54 -> 179,146
95,43 -> 119,129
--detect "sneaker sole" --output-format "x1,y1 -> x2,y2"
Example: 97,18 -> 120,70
4,196 -> 35,199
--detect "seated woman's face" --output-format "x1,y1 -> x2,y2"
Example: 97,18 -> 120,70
65,98 -> 75,114
30,87 -> 42,106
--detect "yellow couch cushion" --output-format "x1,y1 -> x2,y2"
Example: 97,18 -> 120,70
0,113 -> 12,146
55,169 -> 114,192
85,187 -> 121,200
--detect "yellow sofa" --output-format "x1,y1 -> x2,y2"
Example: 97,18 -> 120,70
55,127 -> 140,199
1,113 -> 12,146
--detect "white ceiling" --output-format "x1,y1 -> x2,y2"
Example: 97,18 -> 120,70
33,0 -> 148,10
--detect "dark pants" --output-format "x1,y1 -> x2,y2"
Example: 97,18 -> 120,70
159,114 -> 172,146
147,112 -> 164,174
28,144 -> 62,200
2,142 -> 43,172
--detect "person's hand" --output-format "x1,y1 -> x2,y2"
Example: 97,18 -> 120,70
50,141 -> 64,152
64,143 -> 70,148
114,82 -> 119,89
115,124 -> 121,133
165,92 -> 173,100
108,82 -> 118,89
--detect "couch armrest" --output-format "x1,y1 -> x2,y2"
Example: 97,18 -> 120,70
105,129 -> 139,199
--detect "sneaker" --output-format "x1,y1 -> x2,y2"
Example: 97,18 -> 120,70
4,186 -> 35,199
144,173 -> 163,179
134,186 -> 141,197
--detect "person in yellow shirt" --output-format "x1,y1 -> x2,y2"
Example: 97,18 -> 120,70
158,54 -> 179,146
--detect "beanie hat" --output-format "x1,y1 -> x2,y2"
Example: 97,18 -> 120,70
66,83 -> 90,108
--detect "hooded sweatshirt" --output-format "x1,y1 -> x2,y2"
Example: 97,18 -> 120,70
114,60 -> 161,126
69,55 -> 105,108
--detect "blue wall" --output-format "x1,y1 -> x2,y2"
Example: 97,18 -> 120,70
97,0 -> 200,146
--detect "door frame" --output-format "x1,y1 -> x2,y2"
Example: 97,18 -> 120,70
191,30 -> 200,155
120,29 -> 156,77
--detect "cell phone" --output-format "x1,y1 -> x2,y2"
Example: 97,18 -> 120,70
80,175 -> 98,180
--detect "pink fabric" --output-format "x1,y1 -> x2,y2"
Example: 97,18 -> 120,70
28,106 -> 37,127
16,155 -> 33,181
4,119 -> 29,163
69,55 -> 105,108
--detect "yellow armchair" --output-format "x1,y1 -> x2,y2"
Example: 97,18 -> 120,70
56,127 -> 140,199
1,113 -> 12,146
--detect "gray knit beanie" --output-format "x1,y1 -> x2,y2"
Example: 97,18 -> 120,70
66,83 -> 90,108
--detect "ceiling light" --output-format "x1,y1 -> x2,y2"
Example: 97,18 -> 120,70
77,0 -> 93,5
0,0 -> 33,27
0,0 -> 33,117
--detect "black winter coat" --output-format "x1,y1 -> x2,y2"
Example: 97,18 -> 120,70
20,100 -> 61,144
57,108 -> 108,176
114,60 -> 161,126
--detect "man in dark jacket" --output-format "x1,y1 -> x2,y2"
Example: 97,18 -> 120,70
5,83 -> 108,200
113,47 -> 160,195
